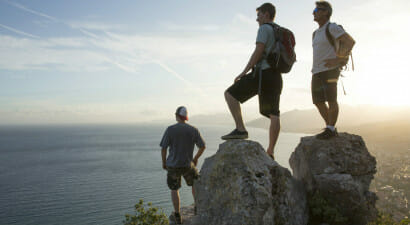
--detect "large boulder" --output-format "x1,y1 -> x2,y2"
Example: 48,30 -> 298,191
187,140 -> 308,225
289,133 -> 377,225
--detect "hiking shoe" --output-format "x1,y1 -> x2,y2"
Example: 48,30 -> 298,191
221,129 -> 248,140
316,128 -> 338,140
170,212 -> 182,224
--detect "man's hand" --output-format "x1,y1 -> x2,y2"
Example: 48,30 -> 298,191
192,157 -> 198,166
324,58 -> 345,68
234,72 -> 246,83
162,162 -> 167,170
193,147 -> 205,167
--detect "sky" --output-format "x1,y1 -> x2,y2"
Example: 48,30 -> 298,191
0,0 -> 409,124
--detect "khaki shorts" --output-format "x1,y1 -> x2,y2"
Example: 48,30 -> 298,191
311,68 -> 340,104
167,162 -> 199,190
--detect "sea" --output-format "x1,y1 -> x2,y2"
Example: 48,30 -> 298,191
0,124 -> 307,225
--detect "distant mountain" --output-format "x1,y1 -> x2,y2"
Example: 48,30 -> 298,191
247,105 -> 410,153
247,105 -> 410,133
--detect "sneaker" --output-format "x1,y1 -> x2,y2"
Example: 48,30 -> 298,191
170,212 -> 182,224
315,128 -> 338,140
221,129 -> 248,140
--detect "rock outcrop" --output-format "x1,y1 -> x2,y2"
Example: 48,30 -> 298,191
183,140 -> 308,225
290,133 -> 377,225
172,133 -> 377,225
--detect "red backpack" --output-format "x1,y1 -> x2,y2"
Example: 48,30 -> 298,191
265,23 -> 296,74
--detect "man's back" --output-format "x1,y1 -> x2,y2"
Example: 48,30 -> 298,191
160,123 -> 205,168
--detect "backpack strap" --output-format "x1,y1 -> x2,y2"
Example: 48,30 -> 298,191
327,23 -> 354,71
312,23 -> 334,49
325,23 -> 336,51
263,23 -> 280,62
264,23 -> 279,44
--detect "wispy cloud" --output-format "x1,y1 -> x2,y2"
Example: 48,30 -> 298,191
5,0 -> 57,22
68,21 -> 126,31
154,60 -> 207,97
160,22 -> 220,32
1,1 -> 257,99
0,23 -> 39,38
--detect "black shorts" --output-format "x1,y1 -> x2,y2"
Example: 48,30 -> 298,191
311,69 -> 340,104
226,68 -> 282,117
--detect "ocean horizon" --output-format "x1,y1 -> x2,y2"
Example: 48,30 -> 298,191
0,123 -> 307,225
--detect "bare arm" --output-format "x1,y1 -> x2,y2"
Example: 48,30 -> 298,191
161,148 -> 167,170
324,33 -> 355,68
336,33 -> 355,58
234,42 -> 265,82
192,147 -> 206,166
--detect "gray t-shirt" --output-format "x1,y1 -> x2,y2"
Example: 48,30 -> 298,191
312,21 -> 345,74
160,123 -> 205,168
256,22 -> 276,70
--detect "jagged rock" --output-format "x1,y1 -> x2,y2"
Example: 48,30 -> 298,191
169,205 -> 195,225
289,133 -> 377,225
186,140 -> 308,225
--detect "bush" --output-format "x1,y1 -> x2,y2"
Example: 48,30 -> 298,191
367,212 -> 410,225
308,191 -> 348,225
123,199 -> 169,225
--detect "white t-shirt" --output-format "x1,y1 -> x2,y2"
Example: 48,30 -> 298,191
312,21 -> 345,74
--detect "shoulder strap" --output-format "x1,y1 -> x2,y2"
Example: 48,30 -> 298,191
325,23 -> 336,50
264,23 -> 279,40
263,23 -> 280,54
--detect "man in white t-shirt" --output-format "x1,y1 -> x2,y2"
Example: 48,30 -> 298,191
311,1 -> 355,139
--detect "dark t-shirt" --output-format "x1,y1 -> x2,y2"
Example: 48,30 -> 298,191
160,123 -> 205,168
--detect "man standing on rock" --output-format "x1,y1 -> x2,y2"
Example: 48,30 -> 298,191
221,3 -> 282,159
311,1 -> 355,139
160,106 -> 206,224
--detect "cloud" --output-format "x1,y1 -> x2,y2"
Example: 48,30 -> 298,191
5,0 -> 58,22
154,60 -> 207,97
1,1 -> 263,101
67,21 -> 126,31
160,22 -> 220,32
0,23 -> 39,38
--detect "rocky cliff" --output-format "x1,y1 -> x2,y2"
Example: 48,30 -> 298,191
171,133 -> 377,225
290,133 -> 377,225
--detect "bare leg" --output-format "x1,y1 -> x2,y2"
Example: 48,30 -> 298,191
314,102 -> 330,126
224,91 -> 246,131
191,187 -> 195,201
267,115 -> 280,157
328,101 -> 339,126
171,190 -> 180,213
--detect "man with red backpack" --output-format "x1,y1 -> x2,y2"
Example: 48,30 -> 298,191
222,3 -> 295,160
311,1 -> 355,139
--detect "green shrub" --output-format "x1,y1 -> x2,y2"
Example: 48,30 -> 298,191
308,191 -> 348,225
123,199 -> 169,225
367,212 -> 410,225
